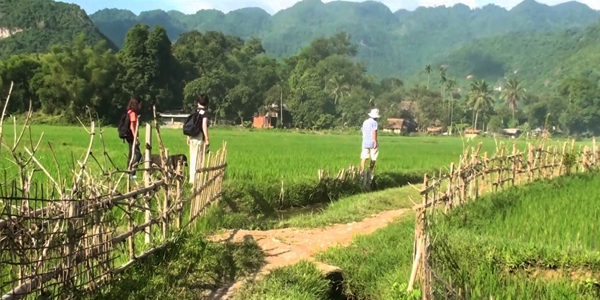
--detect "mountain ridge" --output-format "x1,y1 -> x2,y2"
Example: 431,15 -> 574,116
90,0 -> 600,79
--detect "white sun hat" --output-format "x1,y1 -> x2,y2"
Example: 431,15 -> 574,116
368,108 -> 380,119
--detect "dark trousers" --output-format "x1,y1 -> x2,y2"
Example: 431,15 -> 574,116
127,140 -> 142,176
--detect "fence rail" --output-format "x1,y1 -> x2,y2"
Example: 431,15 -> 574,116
407,139 -> 598,299
0,92 -> 227,300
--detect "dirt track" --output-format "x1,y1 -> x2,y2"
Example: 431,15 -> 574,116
207,208 -> 410,299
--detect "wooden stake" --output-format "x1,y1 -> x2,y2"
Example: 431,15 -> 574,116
144,123 -> 152,244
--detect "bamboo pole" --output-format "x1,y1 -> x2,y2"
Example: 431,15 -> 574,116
144,123 -> 152,244
176,162 -> 182,229
162,148 -> 169,238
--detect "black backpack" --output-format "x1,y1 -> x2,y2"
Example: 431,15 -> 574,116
118,112 -> 132,140
183,109 -> 205,137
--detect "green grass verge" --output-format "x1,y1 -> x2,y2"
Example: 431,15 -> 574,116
280,185 -> 418,228
317,215 -> 418,300
203,184 -> 419,230
89,231 -> 264,300
430,173 -> 600,299
233,261 -> 332,300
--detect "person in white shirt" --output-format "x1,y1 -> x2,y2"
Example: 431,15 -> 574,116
361,109 -> 380,172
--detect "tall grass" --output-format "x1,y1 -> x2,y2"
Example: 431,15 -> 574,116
438,173 -> 600,252
430,173 -> 600,299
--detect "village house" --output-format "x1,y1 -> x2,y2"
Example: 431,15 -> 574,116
502,128 -> 521,138
158,111 -> 188,129
253,103 -> 291,129
384,118 -> 405,134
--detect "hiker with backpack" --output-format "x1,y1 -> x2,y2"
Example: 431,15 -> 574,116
184,94 -> 210,184
119,96 -> 143,179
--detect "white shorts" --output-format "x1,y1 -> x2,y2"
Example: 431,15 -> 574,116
361,148 -> 379,161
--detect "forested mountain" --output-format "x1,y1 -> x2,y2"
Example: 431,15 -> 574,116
0,0 -> 115,57
90,0 -> 600,78
434,21 -> 600,92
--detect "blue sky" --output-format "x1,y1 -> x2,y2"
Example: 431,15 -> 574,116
59,0 -> 600,15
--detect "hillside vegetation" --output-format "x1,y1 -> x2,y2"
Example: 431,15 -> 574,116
0,0 -> 115,57
436,20 -> 600,91
90,0 -> 600,79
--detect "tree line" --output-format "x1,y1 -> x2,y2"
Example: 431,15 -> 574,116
0,24 -> 599,135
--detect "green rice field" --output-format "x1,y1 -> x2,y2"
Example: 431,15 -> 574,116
0,123 -> 586,215
1,125 -> 491,181
431,173 -> 600,299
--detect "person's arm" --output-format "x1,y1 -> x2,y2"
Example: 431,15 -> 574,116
129,112 -> 138,142
202,117 -> 209,145
372,122 -> 378,149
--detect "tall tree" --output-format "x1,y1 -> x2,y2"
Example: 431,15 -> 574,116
119,24 -> 151,100
31,35 -> 122,122
445,78 -> 457,127
500,77 -> 527,123
145,25 -> 181,111
468,80 -> 494,130
424,64 -> 432,90
326,74 -> 350,105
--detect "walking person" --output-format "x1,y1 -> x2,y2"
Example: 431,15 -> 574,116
185,94 -> 210,184
361,108 -> 380,172
122,96 -> 142,179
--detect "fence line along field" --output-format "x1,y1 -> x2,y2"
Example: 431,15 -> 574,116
409,141 -> 600,299
0,112 -> 228,300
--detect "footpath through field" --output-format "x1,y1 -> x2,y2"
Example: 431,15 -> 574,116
207,208 -> 410,299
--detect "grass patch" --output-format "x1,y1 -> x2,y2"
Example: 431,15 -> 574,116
317,215 -> 419,300
233,261 -> 331,300
430,173 -> 600,299
280,185 -> 419,228
204,184 -> 419,230
90,231 -> 264,300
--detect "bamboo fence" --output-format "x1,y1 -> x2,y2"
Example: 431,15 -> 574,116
0,88 -> 227,300
407,139 -> 598,299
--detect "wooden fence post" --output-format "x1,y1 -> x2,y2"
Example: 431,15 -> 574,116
559,142 -> 567,176
446,163 -> 454,213
175,162 -> 182,229
144,123 -> 152,244
583,146 -> 590,171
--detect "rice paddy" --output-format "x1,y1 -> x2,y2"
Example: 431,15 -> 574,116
430,172 -> 600,299
1,125 -> 493,182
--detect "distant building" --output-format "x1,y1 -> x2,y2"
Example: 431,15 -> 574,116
159,111 -> 188,129
427,126 -> 444,135
384,118 -> 405,134
464,129 -> 481,138
253,111 -> 278,129
253,103 -> 291,128
502,128 -> 521,138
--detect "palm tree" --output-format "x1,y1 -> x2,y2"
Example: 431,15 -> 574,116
424,64 -> 432,90
326,75 -> 350,104
445,79 -> 457,127
467,80 -> 494,131
439,66 -> 447,97
439,66 -> 448,122
500,77 -> 526,123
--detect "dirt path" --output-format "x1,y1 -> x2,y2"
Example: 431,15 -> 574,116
207,208 -> 410,299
